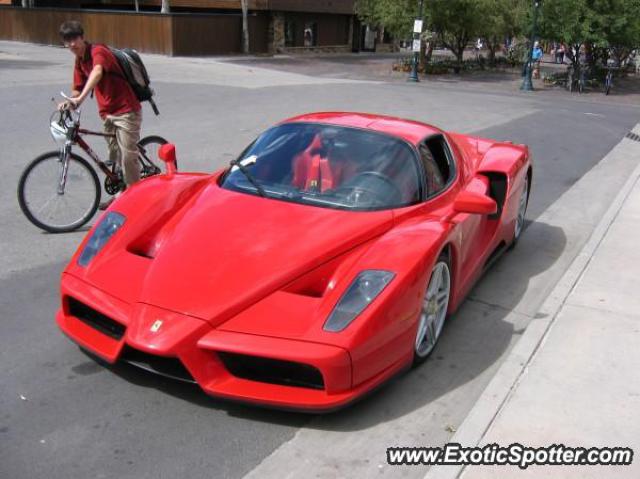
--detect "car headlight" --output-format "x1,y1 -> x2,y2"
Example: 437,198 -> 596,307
78,212 -> 125,267
323,270 -> 395,332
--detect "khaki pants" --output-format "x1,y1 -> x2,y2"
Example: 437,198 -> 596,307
103,111 -> 142,187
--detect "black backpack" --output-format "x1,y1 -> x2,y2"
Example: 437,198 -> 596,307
108,47 -> 160,115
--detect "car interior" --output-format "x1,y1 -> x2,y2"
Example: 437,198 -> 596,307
419,134 -> 454,198
225,125 -> 429,208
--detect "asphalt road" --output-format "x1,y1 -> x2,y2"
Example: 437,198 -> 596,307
1,43 -> 639,479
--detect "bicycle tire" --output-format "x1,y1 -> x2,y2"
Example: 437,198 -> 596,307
605,74 -> 612,95
138,135 -> 170,177
18,151 -> 100,233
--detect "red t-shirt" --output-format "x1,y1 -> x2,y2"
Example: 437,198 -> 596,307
73,43 -> 141,118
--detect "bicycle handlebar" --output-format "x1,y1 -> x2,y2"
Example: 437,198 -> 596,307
57,92 -> 82,125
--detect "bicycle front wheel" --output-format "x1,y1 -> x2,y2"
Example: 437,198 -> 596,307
138,135 -> 169,178
18,151 -> 101,233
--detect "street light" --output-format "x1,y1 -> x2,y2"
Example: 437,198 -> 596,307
408,0 -> 425,82
520,0 -> 541,91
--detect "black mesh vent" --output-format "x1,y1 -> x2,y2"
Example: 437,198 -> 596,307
67,297 -> 126,340
120,346 -> 195,383
218,352 -> 325,390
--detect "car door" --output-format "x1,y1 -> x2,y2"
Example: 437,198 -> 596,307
418,135 -> 493,293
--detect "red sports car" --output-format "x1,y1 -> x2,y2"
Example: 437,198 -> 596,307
57,112 -> 531,411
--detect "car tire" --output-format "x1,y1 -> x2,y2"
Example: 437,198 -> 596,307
510,175 -> 530,249
413,252 -> 451,365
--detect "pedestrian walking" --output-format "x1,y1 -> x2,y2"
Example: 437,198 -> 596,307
555,43 -> 565,64
475,38 -> 483,61
532,41 -> 543,78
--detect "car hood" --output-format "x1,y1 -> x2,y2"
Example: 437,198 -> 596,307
82,183 -> 394,326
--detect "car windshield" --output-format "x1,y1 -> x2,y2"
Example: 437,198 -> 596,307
220,123 -> 421,210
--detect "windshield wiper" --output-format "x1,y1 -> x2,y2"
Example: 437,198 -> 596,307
229,159 -> 266,197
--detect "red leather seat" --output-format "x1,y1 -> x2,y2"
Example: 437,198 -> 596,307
292,134 -> 335,192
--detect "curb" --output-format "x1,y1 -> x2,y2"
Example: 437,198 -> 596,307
425,124 -> 640,479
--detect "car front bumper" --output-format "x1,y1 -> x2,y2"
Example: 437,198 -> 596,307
58,272 -> 400,412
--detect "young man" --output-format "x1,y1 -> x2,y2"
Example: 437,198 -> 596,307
58,20 -> 142,209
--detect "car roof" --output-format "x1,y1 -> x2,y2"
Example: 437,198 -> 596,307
281,112 -> 442,145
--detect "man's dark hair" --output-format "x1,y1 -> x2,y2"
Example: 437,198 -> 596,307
59,21 -> 84,41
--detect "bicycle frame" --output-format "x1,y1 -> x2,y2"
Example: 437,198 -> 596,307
19,105 -> 166,233
53,108 -> 161,197
73,127 -> 118,180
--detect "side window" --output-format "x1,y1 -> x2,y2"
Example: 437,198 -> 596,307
419,135 -> 454,198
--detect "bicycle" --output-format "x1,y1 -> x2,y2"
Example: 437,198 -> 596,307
18,102 -> 168,233
603,66 -> 618,95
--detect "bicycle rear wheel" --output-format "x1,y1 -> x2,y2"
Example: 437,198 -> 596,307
18,151 -> 100,233
138,135 -> 169,178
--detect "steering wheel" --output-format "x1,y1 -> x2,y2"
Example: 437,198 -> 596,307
333,171 -> 403,206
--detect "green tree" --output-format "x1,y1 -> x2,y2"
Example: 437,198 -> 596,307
479,0 -> 528,65
356,0 -> 429,66
427,0 -> 484,66
535,0 -> 640,69
538,0 -> 595,69
589,0 -> 640,64
360,0 -> 521,67
355,0 -> 416,39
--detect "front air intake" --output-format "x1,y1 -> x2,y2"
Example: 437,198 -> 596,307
217,352 -> 325,390
67,297 -> 126,340
120,346 -> 195,383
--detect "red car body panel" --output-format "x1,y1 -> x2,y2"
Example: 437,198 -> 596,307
57,112 -> 531,411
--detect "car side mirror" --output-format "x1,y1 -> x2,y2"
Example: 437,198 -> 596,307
158,143 -> 177,176
453,190 -> 497,215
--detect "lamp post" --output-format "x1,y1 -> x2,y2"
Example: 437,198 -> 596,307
520,0 -> 540,91
408,0 -> 425,82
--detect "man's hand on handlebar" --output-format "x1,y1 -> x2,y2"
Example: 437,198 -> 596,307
57,92 -> 82,112
57,99 -> 82,111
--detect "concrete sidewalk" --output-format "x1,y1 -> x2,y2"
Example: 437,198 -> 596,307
427,125 -> 640,478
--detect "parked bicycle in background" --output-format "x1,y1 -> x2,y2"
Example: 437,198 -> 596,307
602,50 -> 622,95
17,101 -> 168,233
603,66 -> 615,95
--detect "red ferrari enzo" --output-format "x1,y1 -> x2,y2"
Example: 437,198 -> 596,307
57,112 -> 531,411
